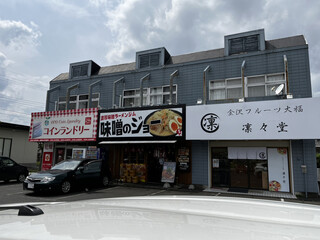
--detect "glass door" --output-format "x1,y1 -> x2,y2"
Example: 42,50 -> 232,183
230,159 -> 248,188
248,160 -> 268,190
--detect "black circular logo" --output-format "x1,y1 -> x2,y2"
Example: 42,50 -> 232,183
201,113 -> 220,133
259,152 -> 266,159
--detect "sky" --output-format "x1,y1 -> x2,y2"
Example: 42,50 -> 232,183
0,0 -> 319,126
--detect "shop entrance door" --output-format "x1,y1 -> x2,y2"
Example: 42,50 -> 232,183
230,159 -> 248,188
212,147 -> 268,190
230,159 -> 268,190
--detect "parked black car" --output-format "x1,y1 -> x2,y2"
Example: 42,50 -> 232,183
23,159 -> 110,194
0,156 -> 29,183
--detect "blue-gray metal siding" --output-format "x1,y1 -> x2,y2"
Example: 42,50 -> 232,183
191,141 -> 208,185
291,140 -> 318,193
47,44 -> 317,192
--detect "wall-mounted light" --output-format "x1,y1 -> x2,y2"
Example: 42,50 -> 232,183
197,98 -> 203,104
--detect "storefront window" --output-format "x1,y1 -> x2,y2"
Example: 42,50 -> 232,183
212,147 -> 270,190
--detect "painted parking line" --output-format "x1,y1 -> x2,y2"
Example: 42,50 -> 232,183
148,190 -> 166,196
55,186 -> 121,200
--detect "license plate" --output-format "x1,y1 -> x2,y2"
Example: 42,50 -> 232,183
28,183 -> 34,189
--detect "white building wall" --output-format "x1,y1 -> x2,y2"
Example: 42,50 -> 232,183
0,127 -> 38,167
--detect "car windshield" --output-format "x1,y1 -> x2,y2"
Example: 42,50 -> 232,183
51,160 -> 81,170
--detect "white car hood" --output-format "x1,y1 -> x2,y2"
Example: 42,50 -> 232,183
0,196 -> 320,240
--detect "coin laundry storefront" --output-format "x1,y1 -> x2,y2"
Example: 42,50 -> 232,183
29,108 -> 99,170
186,97 -> 320,193
98,105 -> 192,185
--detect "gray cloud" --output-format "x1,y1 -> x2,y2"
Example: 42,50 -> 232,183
0,20 -> 40,47
103,0 -> 320,96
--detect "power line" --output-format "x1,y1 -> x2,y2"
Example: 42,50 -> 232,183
0,76 -> 48,90
0,108 -> 31,117
0,96 -> 44,106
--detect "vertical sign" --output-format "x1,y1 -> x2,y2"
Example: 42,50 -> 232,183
267,148 -> 290,192
42,143 -> 54,170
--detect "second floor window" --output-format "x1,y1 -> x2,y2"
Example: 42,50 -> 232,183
209,73 -> 286,100
123,85 -> 177,107
57,93 -> 100,110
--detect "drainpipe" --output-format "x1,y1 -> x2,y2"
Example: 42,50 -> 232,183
203,66 -> 211,105
66,83 -> 79,110
112,77 -> 125,109
140,74 -> 150,107
46,85 -> 60,111
169,70 -> 179,105
284,55 -> 289,94
241,60 -> 246,98
88,80 -> 101,108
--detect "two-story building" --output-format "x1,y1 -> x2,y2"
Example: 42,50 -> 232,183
30,29 -> 319,195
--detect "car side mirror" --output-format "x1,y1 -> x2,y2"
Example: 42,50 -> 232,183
77,166 -> 84,172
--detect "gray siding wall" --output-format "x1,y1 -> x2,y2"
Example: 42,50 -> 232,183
47,44 -> 315,192
291,140 -> 318,193
191,141 -> 208,185
48,45 -> 311,111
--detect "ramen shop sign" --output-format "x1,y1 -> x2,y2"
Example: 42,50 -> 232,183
98,105 -> 185,140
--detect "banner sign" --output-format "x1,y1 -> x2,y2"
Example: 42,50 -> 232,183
42,143 -> 54,171
186,97 -> 320,140
161,162 -> 176,183
29,108 -> 98,142
267,148 -> 290,192
98,105 -> 185,140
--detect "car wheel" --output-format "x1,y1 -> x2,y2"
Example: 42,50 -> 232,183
61,180 -> 71,194
17,173 -> 26,183
102,176 -> 109,187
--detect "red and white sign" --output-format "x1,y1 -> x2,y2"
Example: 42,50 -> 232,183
29,108 -> 98,142
42,143 -> 53,170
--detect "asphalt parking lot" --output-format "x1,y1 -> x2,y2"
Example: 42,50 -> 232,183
1,180 -> 320,206
0,181 -> 208,205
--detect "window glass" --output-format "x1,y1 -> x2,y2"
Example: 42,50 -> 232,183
79,95 -> 89,100
92,93 -> 99,99
58,103 -> 66,110
247,76 -> 265,85
69,103 -> 77,110
163,94 -> 176,104
227,88 -> 242,99
84,162 -> 101,173
211,81 -> 225,88
91,101 -> 99,108
69,96 -> 77,101
3,158 -> 14,167
3,139 -> 11,157
248,86 -> 265,97
0,139 -> 3,156
79,101 -> 88,109
163,86 -> 177,93
226,79 -> 241,87
267,74 -> 284,82
211,89 -> 226,100
151,87 -> 162,94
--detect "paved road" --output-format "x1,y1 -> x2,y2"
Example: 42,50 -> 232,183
0,181 -> 218,205
1,180 -> 320,206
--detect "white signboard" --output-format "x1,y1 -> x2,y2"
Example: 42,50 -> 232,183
186,97 -> 320,140
99,107 -> 184,139
29,108 -> 98,142
267,148 -> 290,192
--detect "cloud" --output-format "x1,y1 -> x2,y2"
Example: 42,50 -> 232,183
103,0 -> 320,95
0,19 -> 46,125
0,19 -> 41,47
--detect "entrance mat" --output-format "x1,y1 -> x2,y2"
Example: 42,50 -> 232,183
227,188 -> 249,193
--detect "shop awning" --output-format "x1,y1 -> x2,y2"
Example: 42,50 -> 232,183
99,140 -> 177,144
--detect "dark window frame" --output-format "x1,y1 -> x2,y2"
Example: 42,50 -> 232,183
229,35 -> 260,55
